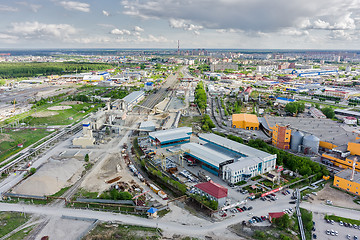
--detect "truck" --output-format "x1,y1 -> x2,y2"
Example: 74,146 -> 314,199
149,184 -> 160,194
158,190 -> 168,200
198,171 -> 211,182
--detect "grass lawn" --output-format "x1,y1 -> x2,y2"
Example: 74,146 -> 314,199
6,225 -> 34,240
24,102 -> 101,126
0,129 -> 50,163
0,212 -> 29,238
84,222 -> 159,240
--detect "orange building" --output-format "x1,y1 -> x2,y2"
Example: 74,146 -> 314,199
321,141 -> 360,172
271,124 -> 291,150
232,114 -> 259,130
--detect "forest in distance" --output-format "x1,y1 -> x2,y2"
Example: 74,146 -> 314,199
0,62 -> 116,79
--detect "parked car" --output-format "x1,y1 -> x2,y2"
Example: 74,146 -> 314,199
247,206 -> 253,210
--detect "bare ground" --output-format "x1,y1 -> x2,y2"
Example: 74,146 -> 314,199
60,101 -> 83,105
31,111 -> 59,118
309,183 -> 360,210
80,153 -> 137,193
12,158 -> 84,196
0,133 -> 12,144
47,106 -> 72,111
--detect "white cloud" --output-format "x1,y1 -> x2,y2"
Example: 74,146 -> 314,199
102,10 -> 110,16
134,26 -> 144,32
313,19 -> 332,29
0,4 -> 18,12
0,33 -> 19,43
279,28 -> 309,36
169,19 -> 203,32
59,1 -> 90,13
110,28 -> 131,35
16,2 -> 42,12
9,21 -> 77,39
136,34 -> 168,43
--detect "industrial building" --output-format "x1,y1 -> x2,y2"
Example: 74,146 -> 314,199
140,121 -> 156,132
266,116 -> 358,152
275,97 -> 295,105
271,124 -> 291,150
333,169 -> 360,196
149,127 -> 192,148
181,133 -> 277,183
121,91 -> 145,111
232,114 -> 259,130
321,141 -> 360,172
309,107 -> 326,119
193,180 -> 228,207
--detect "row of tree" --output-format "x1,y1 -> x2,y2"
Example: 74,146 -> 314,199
195,82 -> 207,111
0,62 -> 116,78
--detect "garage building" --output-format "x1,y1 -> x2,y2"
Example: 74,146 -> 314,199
232,114 -> 259,130
149,127 -> 192,148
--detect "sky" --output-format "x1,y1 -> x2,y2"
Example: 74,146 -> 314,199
0,0 -> 360,49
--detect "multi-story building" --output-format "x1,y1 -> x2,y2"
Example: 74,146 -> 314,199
333,169 -> 360,196
271,124 -> 291,150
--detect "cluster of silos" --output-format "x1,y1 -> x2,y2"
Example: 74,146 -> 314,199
290,130 -> 320,155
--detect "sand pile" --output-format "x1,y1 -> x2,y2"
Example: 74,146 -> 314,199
13,158 -> 84,196
48,106 -> 72,111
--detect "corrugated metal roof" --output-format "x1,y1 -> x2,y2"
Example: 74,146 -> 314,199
123,91 -> 145,104
149,127 -> 192,143
199,133 -> 274,159
181,142 -> 233,169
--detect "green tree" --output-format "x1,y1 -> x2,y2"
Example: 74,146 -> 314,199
321,107 -> 335,119
29,168 -> 36,175
84,154 -> 89,162
274,214 -> 291,229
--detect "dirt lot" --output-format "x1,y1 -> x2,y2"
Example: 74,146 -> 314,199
80,153 -> 138,193
47,106 -> 72,111
310,183 -> 360,210
31,111 -> 59,118
0,133 -> 12,144
12,158 -> 84,196
60,101 -> 83,105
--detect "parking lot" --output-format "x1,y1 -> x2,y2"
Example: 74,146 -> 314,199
313,212 -> 360,240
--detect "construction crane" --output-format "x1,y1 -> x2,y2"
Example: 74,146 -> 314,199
158,149 -> 189,171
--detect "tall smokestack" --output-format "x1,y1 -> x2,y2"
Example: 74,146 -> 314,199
351,156 -> 357,181
177,40 -> 180,55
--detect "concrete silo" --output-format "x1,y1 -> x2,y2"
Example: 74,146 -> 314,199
303,135 -> 320,154
290,131 -> 304,152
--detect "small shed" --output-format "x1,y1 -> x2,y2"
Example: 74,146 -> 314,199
268,212 -> 285,223
147,207 -> 158,218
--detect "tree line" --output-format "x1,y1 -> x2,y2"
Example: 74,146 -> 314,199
0,62 -> 116,78
195,81 -> 207,112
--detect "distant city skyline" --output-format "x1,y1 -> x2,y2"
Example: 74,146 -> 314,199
0,0 -> 360,49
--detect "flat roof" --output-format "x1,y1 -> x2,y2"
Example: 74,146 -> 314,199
225,157 -> 263,172
140,121 -> 155,129
199,133 -> 274,160
123,91 -> 144,104
334,109 -> 360,118
336,169 -> 360,184
232,114 -> 259,124
266,116 -> 357,147
181,142 -> 233,169
149,127 -> 192,143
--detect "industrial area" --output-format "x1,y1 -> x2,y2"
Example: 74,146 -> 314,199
0,50 -> 360,240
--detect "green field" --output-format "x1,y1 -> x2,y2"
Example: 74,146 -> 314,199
0,212 -> 29,238
23,102 -> 101,126
0,129 -> 50,163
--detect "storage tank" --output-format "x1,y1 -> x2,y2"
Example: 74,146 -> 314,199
303,135 -> 320,154
290,131 -> 304,152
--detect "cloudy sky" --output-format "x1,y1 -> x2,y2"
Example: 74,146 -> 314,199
0,0 -> 359,49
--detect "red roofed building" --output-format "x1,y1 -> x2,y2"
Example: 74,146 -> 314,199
194,180 -> 228,207
268,212 -> 285,223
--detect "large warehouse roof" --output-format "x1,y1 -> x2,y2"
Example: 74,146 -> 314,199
181,142 -> 233,169
199,133 -> 274,160
149,127 -> 192,143
266,116 -> 357,147
123,91 -> 144,104
232,114 -> 259,124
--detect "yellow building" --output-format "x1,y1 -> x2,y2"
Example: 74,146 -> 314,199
232,114 -> 259,130
270,124 -> 291,150
321,141 -> 360,172
333,169 -> 360,196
